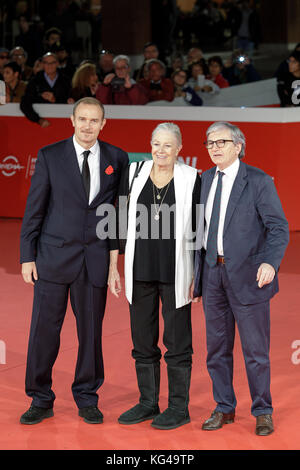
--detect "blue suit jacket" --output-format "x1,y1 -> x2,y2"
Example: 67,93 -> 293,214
193,160 -> 289,305
20,137 -> 129,287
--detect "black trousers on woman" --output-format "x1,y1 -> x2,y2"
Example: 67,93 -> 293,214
129,280 -> 193,368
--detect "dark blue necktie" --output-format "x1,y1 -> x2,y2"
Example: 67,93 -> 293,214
206,171 -> 224,267
82,150 -> 90,200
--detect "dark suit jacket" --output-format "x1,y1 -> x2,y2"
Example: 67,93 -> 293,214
20,137 -> 129,287
20,70 -> 70,123
193,160 -> 289,305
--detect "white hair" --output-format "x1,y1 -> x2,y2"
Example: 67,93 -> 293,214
151,122 -> 182,147
206,121 -> 246,158
113,54 -> 130,67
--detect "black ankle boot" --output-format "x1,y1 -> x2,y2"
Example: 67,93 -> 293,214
151,365 -> 191,430
118,362 -> 160,425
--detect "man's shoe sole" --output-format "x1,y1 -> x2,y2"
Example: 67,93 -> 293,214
78,410 -> 103,424
118,413 -> 159,425
151,417 -> 191,430
20,408 -> 54,425
255,428 -> 274,436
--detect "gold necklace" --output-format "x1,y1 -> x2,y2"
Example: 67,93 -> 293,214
152,180 -> 171,220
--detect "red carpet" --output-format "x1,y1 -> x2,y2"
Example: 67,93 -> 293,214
0,218 -> 299,450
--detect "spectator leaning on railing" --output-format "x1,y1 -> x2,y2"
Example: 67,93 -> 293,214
171,69 -> 203,106
139,59 -> 174,102
276,50 -> 300,107
20,52 -> 70,128
96,54 -> 148,105
3,61 -> 27,103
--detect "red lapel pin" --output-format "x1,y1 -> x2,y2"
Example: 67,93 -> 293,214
105,165 -> 114,175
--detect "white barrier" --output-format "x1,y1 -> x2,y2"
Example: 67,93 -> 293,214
146,79 -> 280,108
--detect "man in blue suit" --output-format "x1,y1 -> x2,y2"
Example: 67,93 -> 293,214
193,121 -> 289,435
20,97 -> 128,424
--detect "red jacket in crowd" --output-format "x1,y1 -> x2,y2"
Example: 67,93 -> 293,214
139,78 -> 174,102
96,82 -> 148,105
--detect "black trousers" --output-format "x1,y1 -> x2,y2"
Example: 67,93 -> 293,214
129,281 -> 193,367
25,262 -> 107,409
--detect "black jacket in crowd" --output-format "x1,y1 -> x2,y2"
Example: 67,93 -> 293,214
20,70 -> 70,123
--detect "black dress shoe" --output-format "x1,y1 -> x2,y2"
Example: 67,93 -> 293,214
78,406 -> 103,424
202,410 -> 235,430
20,405 -> 54,425
255,414 -> 274,436
118,403 -> 160,425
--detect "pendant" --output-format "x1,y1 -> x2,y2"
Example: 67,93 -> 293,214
156,194 -> 161,200
154,214 -> 160,220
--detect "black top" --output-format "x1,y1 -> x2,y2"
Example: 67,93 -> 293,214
115,163 -> 201,283
133,176 -> 176,283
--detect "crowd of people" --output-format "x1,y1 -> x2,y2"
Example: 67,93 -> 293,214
0,0 -> 300,121
0,38 -> 264,125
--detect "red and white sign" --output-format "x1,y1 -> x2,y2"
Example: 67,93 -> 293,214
0,104 -> 299,229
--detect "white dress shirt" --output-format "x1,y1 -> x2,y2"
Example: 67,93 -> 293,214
73,136 -> 100,205
203,158 -> 240,256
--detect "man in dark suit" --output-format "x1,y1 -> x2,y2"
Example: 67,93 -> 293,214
193,121 -> 289,435
20,97 -> 128,424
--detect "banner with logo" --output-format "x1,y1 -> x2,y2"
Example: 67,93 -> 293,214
0,104 -> 299,229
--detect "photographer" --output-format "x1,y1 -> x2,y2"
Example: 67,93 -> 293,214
139,59 -> 174,102
222,49 -> 261,86
96,55 -> 148,105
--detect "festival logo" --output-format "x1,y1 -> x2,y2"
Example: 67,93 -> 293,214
0,156 -> 25,177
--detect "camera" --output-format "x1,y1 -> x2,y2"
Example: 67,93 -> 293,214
111,76 -> 125,91
235,55 -> 247,64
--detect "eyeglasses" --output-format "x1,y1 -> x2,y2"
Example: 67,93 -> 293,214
0,55 -> 8,59
204,139 -> 234,149
43,61 -> 57,65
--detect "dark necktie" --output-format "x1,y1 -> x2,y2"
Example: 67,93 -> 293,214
82,150 -> 90,200
205,171 -> 224,267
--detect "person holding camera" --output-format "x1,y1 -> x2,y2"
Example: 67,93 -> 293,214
96,55 -> 148,105
222,49 -> 260,86
139,59 -> 174,102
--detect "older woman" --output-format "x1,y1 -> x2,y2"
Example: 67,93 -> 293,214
109,123 -> 200,430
